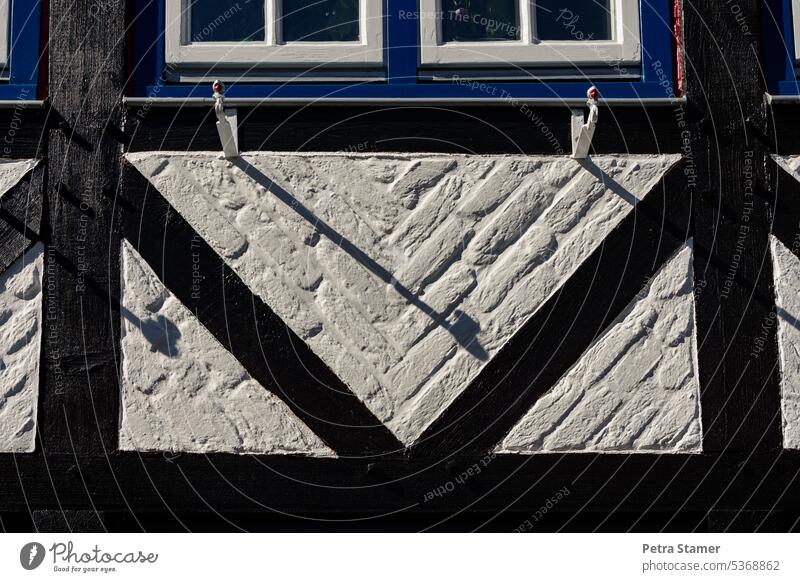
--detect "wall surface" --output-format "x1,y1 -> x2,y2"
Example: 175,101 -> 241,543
500,242 -> 702,453
772,235 -> 800,449
124,151 -> 691,453
120,240 -> 334,455
0,243 -> 43,453
3,0 -> 800,533
771,154 -> 800,450
0,160 -> 43,454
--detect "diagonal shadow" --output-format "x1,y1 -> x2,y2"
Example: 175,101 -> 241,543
123,162 -> 404,456
776,306 -> 800,333
233,157 -> 489,361
579,158 -> 642,207
411,160 -> 692,459
0,165 -> 44,275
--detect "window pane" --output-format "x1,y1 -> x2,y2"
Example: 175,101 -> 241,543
441,0 -> 520,42
189,0 -> 265,42
535,0 -> 612,41
282,0 -> 360,42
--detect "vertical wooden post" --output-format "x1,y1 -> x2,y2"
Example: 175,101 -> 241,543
38,1 -> 126,457
684,2 -> 782,456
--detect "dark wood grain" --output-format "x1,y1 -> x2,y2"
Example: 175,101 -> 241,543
685,0 -> 783,455
126,105 -> 688,155
0,163 -> 43,273
36,1 -> 126,457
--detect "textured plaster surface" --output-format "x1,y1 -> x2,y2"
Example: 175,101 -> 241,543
0,243 -> 44,453
499,243 -> 702,453
0,159 -> 38,200
771,236 -> 800,449
127,151 -> 680,445
774,155 -> 800,182
119,240 -> 333,455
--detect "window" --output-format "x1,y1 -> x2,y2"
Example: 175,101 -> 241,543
794,0 -> 800,62
131,0 -> 675,101
0,0 -> 9,74
419,0 -> 640,67
763,0 -> 800,94
0,1 -> 43,98
164,0 -> 384,68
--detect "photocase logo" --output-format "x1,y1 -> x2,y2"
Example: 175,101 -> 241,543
20,542 -> 46,570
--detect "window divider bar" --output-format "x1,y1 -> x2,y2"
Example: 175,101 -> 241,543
386,0 -> 419,84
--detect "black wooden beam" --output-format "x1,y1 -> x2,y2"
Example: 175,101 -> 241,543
412,162 -> 690,458
2,451 -> 800,525
37,1 -> 126,456
0,163 -> 43,273
685,0 -> 783,455
0,107 -> 48,160
770,103 -> 800,155
121,162 -> 404,457
126,105 -> 687,155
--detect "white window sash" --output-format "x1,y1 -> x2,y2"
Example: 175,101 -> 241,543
794,0 -> 800,62
419,0 -> 641,67
165,0 -> 384,68
0,0 -> 9,71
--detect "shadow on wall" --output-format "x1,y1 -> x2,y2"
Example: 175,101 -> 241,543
579,158 -> 641,206
777,306 -> 800,332
121,306 -> 181,357
233,158 -> 489,361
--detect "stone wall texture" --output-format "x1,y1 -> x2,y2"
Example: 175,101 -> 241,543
126,152 -> 684,450
119,240 -> 334,455
499,242 -> 702,453
771,235 -> 800,450
0,242 -> 44,453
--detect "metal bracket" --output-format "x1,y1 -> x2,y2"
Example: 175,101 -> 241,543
212,80 -> 239,159
571,86 -> 599,159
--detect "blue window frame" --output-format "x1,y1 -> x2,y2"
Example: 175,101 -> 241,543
131,0 -> 677,101
764,0 -> 800,95
0,1 -> 43,100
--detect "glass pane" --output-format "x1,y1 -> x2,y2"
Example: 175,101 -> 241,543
282,0 -> 360,42
189,0 -> 265,42
441,0 -> 520,42
535,0 -> 612,41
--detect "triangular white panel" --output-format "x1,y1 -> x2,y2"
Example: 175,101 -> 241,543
0,242 -> 44,453
119,240 -> 334,456
771,236 -> 800,449
0,159 -> 38,200
499,242 -> 702,453
126,152 -> 680,445
774,155 -> 800,182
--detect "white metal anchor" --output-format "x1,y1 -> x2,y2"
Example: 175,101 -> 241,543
571,86 -> 599,159
213,80 -> 239,159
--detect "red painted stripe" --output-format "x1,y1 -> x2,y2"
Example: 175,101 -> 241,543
674,0 -> 684,96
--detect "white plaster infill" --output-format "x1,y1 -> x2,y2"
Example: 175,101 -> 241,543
126,151 -> 681,446
771,235 -> 800,450
774,155 -> 800,183
0,243 -> 44,453
498,242 -> 702,454
119,240 -> 334,456
0,159 -> 38,201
